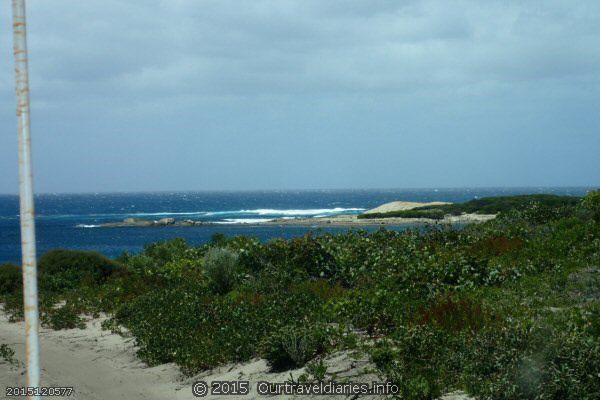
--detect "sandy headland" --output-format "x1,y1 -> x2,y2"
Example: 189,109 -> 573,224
262,201 -> 495,226
96,201 -> 496,228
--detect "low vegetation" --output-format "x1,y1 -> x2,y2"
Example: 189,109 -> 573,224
0,264 -> 21,295
1,191 -> 599,399
0,343 -> 17,366
358,194 -> 582,219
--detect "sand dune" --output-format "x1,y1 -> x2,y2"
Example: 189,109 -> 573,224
0,312 -> 473,399
363,201 -> 451,214
0,313 -> 185,400
0,313 -> 380,400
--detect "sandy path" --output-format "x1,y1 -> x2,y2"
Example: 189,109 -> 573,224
1,313 -> 472,400
0,314 -> 189,400
0,314 -> 378,400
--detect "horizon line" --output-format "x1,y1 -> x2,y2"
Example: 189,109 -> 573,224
0,185 -> 597,197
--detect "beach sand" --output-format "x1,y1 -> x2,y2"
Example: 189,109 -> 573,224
0,311 -> 473,399
0,312 -> 183,400
0,312 -> 381,400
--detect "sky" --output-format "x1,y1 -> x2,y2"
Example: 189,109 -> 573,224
0,0 -> 599,193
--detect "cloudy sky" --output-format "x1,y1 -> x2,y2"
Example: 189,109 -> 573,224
0,0 -> 599,193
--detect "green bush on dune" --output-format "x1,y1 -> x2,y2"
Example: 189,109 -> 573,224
0,343 -> 17,365
1,192 -> 599,399
262,325 -> 329,370
39,249 -> 124,292
0,264 -> 21,295
358,194 -> 583,219
582,189 -> 600,222
204,247 -> 239,295
1,250 -> 125,327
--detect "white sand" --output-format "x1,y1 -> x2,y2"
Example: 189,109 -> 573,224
363,201 -> 451,215
1,312 -> 477,400
0,312 -> 474,399
0,313 -> 382,400
0,313 -> 185,400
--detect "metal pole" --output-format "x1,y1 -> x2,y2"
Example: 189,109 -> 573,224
11,1 -> 41,398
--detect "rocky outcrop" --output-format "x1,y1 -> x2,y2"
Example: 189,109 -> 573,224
99,218 -> 206,228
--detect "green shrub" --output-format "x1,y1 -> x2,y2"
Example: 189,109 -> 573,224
582,189 -> 600,222
359,209 -> 445,220
359,194 -> 581,220
115,285 -> 326,375
41,303 -> 86,330
0,343 -> 17,365
139,238 -> 190,265
262,325 -> 329,371
204,247 -> 239,294
210,232 -> 228,246
303,358 -> 328,381
418,295 -> 489,333
463,319 -> 600,400
289,279 -> 346,301
326,288 -> 408,335
0,264 -> 21,295
1,292 -> 24,322
371,325 -> 453,400
39,250 -> 124,292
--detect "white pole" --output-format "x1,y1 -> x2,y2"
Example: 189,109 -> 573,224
11,0 -> 41,398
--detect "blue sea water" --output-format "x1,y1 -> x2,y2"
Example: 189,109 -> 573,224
0,187 -> 593,264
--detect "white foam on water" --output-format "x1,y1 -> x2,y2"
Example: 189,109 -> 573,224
214,218 -> 274,224
235,208 -> 365,216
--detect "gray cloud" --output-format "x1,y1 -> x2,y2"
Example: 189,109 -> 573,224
0,0 -> 599,192
10,0 -> 598,99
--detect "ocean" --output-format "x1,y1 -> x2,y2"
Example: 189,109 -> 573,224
0,187 -> 592,264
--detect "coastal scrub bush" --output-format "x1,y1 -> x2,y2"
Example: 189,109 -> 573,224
39,249 -> 123,292
0,343 -> 17,366
370,325 -> 456,399
246,234 -> 338,282
326,288 -> 409,335
139,237 -> 190,265
289,279 -> 346,301
115,286 -> 326,374
359,209 -> 445,220
462,315 -> 600,400
418,295 -> 489,333
303,358 -> 328,382
41,302 -> 86,330
468,237 -> 524,258
262,325 -> 332,371
1,292 -> 24,322
204,247 -> 239,294
0,264 -> 21,295
581,189 -> 600,222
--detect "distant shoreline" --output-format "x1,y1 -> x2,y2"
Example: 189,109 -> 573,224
260,213 -> 496,226
94,200 -> 497,228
